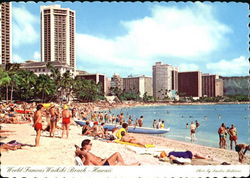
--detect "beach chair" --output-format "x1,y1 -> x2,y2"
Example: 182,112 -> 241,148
75,156 -> 84,166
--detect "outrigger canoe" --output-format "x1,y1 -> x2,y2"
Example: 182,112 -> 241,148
74,120 -> 170,134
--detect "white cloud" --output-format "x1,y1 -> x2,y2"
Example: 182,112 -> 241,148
12,6 -> 39,47
76,3 -> 231,76
179,63 -> 200,72
12,54 -> 23,63
206,56 -> 248,76
33,51 -> 40,61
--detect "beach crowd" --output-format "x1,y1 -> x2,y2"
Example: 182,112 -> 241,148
0,101 -> 249,165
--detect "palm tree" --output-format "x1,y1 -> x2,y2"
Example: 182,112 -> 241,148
35,74 -> 55,102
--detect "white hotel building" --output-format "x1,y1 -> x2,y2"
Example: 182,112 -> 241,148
40,4 -> 76,73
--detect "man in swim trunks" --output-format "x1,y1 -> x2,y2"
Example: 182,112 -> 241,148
75,139 -> 140,166
33,104 -> 44,147
190,122 -> 196,142
218,123 -> 226,149
61,105 -> 72,139
229,124 -> 238,150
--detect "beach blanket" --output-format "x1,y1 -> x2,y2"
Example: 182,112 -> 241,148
114,139 -> 155,148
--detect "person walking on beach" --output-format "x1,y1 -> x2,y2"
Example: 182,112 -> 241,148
218,123 -> 226,149
229,124 -> 238,150
33,104 -> 44,147
61,105 -> 72,139
190,121 -> 196,142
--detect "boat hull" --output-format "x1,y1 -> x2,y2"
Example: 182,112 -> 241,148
74,120 -> 170,134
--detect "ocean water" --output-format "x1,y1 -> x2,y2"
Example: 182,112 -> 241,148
110,104 -> 250,148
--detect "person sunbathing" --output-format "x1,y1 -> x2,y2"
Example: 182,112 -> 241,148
0,142 -> 22,152
120,131 -> 147,147
161,150 -> 212,164
75,139 -> 140,166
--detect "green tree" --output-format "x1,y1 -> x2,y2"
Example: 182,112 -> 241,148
35,74 -> 56,102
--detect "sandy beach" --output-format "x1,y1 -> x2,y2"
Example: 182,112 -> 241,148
1,121 -> 249,166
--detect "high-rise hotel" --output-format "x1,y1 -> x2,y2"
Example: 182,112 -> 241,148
40,5 -> 76,72
152,62 -> 178,100
0,2 -> 12,64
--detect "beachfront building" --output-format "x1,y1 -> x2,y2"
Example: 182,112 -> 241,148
110,74 -> 123,90
178,71 -> 202,97
122,75 -> 153,98
0,2 -> 12,65
40,5 -> 76,74
202,74 -> 224,97
19,60 -> 74,76
76,73 -> 107,96
152,62 -> 178,100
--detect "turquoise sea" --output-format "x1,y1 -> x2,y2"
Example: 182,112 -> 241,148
110,104 -> 250,148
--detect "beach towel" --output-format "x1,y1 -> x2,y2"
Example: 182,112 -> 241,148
114,139 -> 155,148
75,156 -> 84,166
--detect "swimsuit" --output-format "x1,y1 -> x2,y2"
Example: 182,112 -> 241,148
103,160 -> 110,166
168,151 -> 193,159
50,116 -> 57,122
62,117 -> 70,124
230,135 -> 237,141
34,123 -> 42,131
191,129 -> 196,134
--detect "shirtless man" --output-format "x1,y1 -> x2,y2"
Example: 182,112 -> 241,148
229,124 -> 238,150
33,104 -> 44,147
190,122 -> 196,142
75,139 -> 140,166
218,123 -> 226,149
61,105 -> 72,139
49,104 -> 58,137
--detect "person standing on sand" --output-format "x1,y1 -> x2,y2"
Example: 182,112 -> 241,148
49,104 -> 58,137
190,121 -> 196,142
218,123 -> 226,149
33,104 -> 44,147
229,124 -> 238,150
61,105 -> 72,139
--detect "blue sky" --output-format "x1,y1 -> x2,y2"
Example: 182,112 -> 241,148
12,2 -> 249,77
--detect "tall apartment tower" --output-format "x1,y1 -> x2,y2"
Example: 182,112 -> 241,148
0,2 -> 12,64
178,71 -> 202,97
152,62 -> 178,100
40,5 -> 75,71
202,74 -> 223,97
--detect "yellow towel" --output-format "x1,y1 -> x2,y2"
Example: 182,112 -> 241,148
114,139 -> 155,148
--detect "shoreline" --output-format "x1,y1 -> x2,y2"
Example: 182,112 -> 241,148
1,123 -> 249,166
